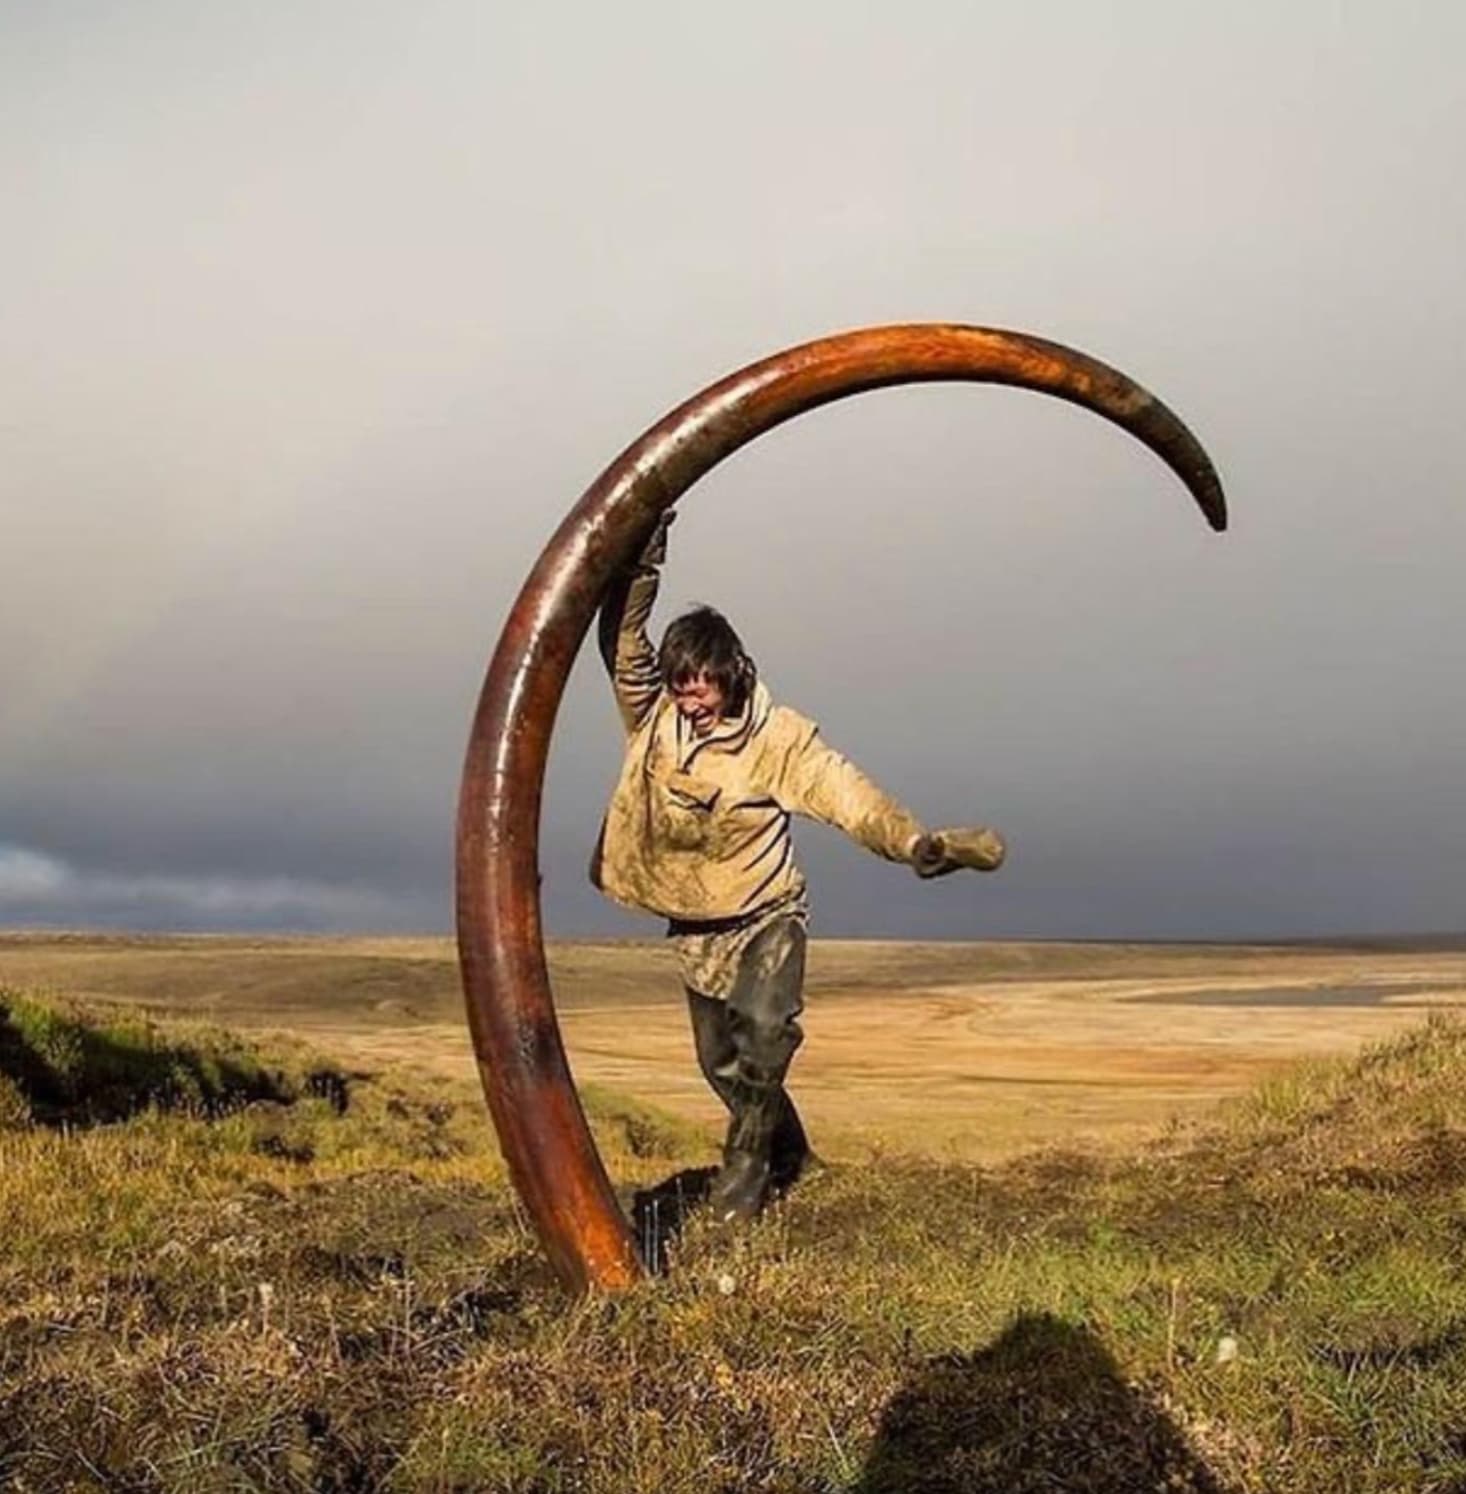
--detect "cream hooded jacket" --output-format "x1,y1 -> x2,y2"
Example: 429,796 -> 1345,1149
590,558 -> 927,922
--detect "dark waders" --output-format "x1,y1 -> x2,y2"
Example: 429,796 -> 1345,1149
685,917 -> 812,1221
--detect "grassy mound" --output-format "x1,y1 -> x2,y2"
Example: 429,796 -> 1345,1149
0,987 -> 343,1126
2,999 -> 1465,1492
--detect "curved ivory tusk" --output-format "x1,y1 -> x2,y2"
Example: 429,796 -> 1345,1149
456,324 -> 1226,1293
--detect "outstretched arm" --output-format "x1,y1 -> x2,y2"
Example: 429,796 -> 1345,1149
770,711 -> 927,865
596,514 -> 672,735
770,709 -> 1007,876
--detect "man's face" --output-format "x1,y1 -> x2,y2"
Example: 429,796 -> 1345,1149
670,671 -> 726,737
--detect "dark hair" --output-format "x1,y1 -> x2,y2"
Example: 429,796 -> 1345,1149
658,605 -> 756,716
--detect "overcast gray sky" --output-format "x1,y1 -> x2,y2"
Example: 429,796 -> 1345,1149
3,1 -> 1463,940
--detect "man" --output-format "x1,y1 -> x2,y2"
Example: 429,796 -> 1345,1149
591,511 -> 1005,1223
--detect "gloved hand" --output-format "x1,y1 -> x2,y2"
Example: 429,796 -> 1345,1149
912,826 -> 1007,878
636,508 -> 676,568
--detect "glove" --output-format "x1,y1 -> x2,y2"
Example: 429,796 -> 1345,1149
912,826 -> 1007,879
636,509 -> 676,569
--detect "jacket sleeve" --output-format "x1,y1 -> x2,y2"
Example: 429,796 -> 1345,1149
769,709 -> 926,864
597,561 -> 663,735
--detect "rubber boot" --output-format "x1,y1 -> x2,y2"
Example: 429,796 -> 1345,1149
768,1091 -> 811,1193
699,916 -> 811,1222
687,988 -> 810,1193
707,1082 -> 782,1224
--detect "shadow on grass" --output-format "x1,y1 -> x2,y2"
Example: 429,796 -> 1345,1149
0,992 -> 304,1127
631,1165 -> 719,1272
632,1147 -> 825,1272
859,1312 -> 1232,1494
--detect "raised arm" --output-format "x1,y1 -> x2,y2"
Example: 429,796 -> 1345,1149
596,514 -> 671,735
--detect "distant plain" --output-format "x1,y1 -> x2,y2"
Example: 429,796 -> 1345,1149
5,932 -> 1463,1160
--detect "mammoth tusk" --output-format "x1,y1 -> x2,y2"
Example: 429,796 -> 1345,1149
455,324 -> 1226,1294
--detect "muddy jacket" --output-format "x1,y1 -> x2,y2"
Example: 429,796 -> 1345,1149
590,559 -> 927,921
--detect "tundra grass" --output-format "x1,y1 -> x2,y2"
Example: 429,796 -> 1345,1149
2,994 -> 1464,1492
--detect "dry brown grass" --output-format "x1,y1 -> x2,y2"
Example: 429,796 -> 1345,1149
3,933 -> 1463,1163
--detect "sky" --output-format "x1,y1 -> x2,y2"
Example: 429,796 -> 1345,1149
3,1 -> 1464,941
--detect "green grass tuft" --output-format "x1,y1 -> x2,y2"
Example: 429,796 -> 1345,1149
0,987 -> 338,1126
580,1080 -> 713,1161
